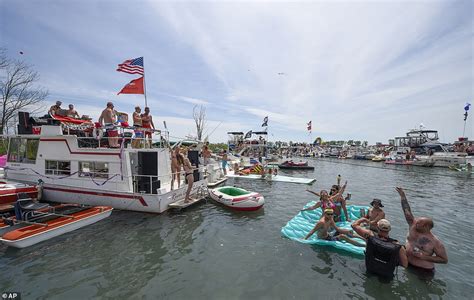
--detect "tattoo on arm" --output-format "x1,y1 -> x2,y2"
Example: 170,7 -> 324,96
400,195 -> 414,224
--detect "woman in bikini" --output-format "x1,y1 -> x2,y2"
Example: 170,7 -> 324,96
301,181 -> 348,216
177,153 -> 194,203
171,147 -> 181,190
329,185 -> 351,222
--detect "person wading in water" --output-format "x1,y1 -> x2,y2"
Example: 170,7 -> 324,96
396,187 -> 448,278
352,218 -> 408,278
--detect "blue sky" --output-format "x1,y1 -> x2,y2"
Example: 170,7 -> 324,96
1,0 -> 472,143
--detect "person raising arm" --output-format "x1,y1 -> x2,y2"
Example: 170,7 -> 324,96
396,187 -> 448,274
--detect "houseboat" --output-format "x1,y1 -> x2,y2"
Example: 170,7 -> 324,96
4,115 -> 207,213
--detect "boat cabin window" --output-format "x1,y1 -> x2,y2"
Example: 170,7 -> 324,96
79,161 -> 109,179
45,160 -> 71,175
7,138 -> 39,164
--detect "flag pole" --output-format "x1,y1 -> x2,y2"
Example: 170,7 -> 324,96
143,57 -> 148,108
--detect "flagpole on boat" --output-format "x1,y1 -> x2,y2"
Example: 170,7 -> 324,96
143,57 -> 148,108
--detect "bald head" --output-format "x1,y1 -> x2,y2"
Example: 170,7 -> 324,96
415,217 -> 434,233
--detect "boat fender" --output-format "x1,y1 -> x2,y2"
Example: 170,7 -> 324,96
365,235 -> 400,278
93,127 -> 104,139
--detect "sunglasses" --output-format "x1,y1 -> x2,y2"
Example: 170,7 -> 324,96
325,213 -> 333,216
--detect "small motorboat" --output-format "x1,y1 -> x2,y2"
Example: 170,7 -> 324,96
278,160 -> 315,170
371,155 -> 385,162
0,197 -> 112,248
209,186 -> 264,211
0,181 -> 39,211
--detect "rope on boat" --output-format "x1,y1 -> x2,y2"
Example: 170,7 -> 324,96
315,158 -> 472,179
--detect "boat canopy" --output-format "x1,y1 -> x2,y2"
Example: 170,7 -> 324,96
252,131 -> 267,135
227,132 -> 244,135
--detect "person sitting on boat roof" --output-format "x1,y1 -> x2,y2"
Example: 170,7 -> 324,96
351,218 -> 408,278
395,187 -> 448,278
66,104 -> 80,119
304,208 -> 364,247
301,182 -> 347,218
98,101 -> 119,148
48,101 -> 62,116
360,199 -> 386,232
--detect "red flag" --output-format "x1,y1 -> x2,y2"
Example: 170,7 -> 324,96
117,77 -> 144,95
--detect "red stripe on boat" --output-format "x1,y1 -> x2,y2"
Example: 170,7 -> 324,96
43,186 -> 148,206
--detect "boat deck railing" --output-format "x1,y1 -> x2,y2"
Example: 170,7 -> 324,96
74,136 -> 170,150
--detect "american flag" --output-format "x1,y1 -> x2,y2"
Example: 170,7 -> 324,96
117,57 -> 144,75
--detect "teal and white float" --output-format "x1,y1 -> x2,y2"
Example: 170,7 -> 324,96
281,201 -> 369,256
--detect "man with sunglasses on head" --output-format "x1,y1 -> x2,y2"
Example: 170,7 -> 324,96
304,208 -> 365,247
396,187 -> 448,278
352,217 -> 408,278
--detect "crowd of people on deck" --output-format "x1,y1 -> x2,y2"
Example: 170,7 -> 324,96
47,100 -> 157,148
301,179 -> 448,280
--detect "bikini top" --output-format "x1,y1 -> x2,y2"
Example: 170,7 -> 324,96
321,200 -> 336,210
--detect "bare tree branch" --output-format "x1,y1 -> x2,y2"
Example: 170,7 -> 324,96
193,105 -> 207,141
0,57 -> 48,134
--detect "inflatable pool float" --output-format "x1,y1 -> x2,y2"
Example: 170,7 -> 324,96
209,186 -> 264,211
281,202 -> 369,256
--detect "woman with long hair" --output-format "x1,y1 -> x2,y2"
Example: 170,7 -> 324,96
177,153 -> 194,203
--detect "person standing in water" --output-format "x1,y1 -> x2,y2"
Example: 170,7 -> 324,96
396,187 -> 448,277
352,218 -> 408,278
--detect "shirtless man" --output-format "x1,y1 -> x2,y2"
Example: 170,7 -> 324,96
364,199 -> 386,231
132,106 -> 143,148
221,150 -> 228,175
48,101 -> 62,115
202,145 -> 211,166
396,187 -> 448,275
304,208 -> 365,247
141,107 -> 155,147
67,104 -> 80,119
98,102 -> 119,147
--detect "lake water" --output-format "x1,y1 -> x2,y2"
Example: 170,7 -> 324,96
1,158 -> 473,299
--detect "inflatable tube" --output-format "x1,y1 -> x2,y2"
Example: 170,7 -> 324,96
93,128 -> 104,139
281,202 -> 369,256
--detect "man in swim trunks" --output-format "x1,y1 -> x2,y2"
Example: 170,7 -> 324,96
396,187 -> 448,276
304,208 -> 365,247
221,150 -> 228,175
141,107 -> 155,147
98,102 -> 119,148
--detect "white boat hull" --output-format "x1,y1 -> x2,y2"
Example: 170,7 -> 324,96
41,181 -> 207,213
0,209 -> 112,248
